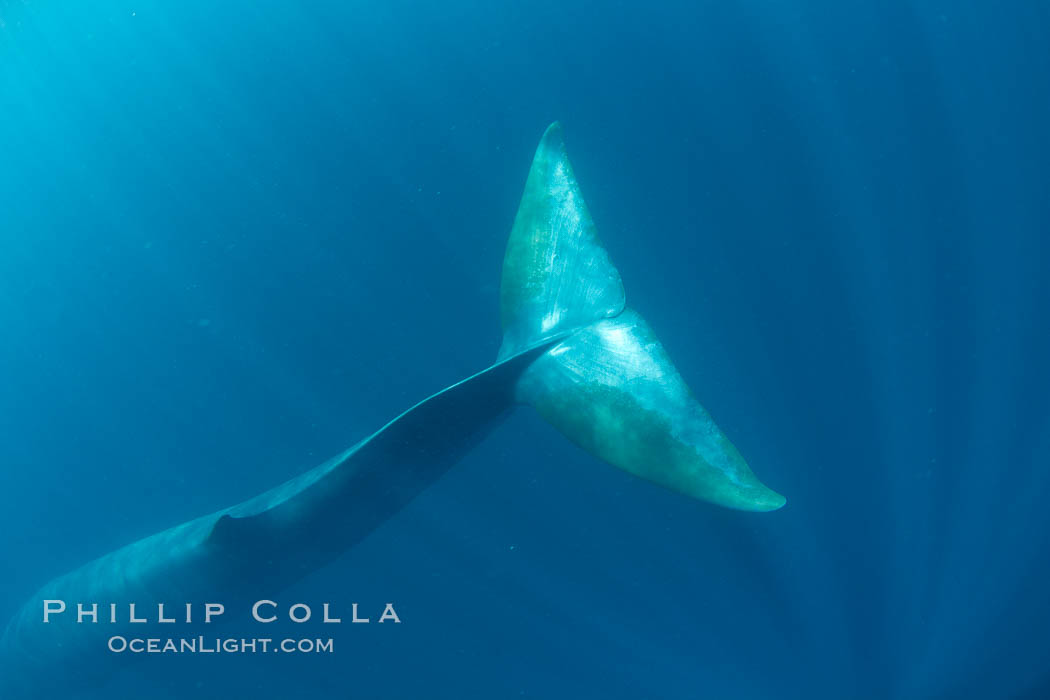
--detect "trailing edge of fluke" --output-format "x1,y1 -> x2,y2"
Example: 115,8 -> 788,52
0,122 -> 784,697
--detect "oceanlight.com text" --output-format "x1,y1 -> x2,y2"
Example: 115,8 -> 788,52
107,636 -> 335,654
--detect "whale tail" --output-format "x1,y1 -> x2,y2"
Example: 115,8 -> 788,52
499,123 -> 785,512
0,120 -> 785,700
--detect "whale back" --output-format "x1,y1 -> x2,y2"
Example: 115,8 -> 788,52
0,342 -> 555,698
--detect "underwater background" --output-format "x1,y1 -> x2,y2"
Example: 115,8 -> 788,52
1,1 -> 1048,698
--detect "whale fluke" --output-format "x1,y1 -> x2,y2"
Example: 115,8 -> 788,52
499,123 -> 785,512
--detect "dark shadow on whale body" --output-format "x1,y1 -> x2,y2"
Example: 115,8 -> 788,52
0,341 -> 554,698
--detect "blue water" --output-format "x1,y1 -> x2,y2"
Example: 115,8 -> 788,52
2,1 -> 1048,698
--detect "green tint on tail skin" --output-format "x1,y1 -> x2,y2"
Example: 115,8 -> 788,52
516,310 -> 786,511
499,122 -> 625,360
501,123 -> 785,511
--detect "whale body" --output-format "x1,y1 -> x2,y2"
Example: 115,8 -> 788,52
0,123 -> 784,696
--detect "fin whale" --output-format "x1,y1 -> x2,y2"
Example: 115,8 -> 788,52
0,122 -> 784,696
